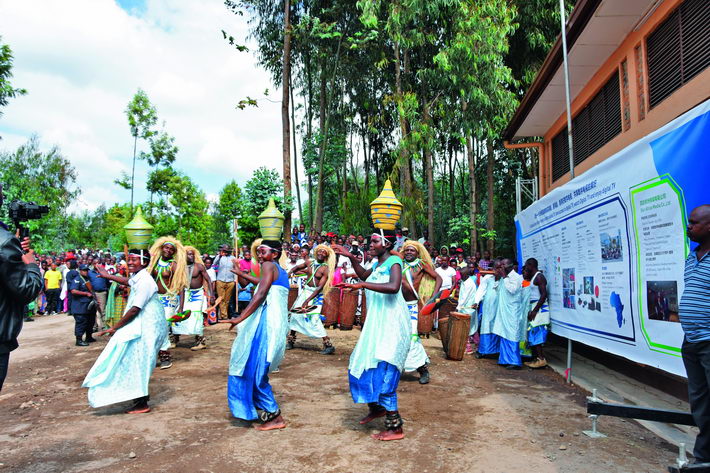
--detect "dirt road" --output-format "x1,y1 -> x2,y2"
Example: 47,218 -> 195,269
1,315 -> 677,472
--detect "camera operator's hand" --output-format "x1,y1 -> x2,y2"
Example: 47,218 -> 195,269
19,236 -> 36,265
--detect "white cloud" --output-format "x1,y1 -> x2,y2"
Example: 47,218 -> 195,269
0,0 -> 283,211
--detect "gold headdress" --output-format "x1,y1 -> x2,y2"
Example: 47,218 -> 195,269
370,179 -> 403,230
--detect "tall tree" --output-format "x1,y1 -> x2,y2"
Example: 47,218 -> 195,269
0,36 -> 26,124
0,136 -> 78,251
125,89 -> 157,211
281,0 -> 293,232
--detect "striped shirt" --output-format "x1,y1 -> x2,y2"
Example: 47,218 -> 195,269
680,250 -> 710,342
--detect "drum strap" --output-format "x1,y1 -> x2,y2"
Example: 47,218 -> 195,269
403,260 -> 420,300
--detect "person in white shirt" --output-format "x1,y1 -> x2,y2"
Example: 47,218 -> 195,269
435,258 -> 457,291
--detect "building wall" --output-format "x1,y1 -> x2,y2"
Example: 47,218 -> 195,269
541,0 -> 710,196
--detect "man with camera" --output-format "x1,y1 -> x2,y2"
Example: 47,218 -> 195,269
0,185 -> 44,391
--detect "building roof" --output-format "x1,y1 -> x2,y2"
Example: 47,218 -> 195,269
503,0 -> 661,140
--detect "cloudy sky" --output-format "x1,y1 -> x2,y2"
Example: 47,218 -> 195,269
0,0 -> 286,212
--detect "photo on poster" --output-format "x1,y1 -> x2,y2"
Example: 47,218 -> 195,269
562,268 -> 576,309
584,276 -> 594,295
646,280 -> 679,322
600,230 -> 623,262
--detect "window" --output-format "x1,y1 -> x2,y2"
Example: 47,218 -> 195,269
551,71 -> 622,181
646,0 -> 710,108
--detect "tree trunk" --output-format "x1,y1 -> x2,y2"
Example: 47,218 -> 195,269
423,102 -> 435,248
130,135 -> 137,213
394,43 -> 412,230
314,64 -> 327,232
466,134 -> 478,252
281,0 -> 292,232
448,143 -> 455,215
289,67 -> 302,222
486,139 -> 495,254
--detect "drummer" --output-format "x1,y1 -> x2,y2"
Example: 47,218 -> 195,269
400,240 -> 442,384
285,244 -> 336,355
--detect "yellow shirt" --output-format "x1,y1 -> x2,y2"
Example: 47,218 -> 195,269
44,269 -> 62,289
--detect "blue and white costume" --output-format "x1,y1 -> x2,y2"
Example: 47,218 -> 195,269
475,275 -> 500,355
82,269 -> 168,407
349,256 -> 410,411
227,263 -> 290,420
402,260 -> 430,372
526,271 -> 550,346
172,285 -> 205,336
288,267 -> 328,339
492,270 -> 524,366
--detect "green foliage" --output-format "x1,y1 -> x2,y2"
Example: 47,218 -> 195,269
239,167 -> 291,245
0,136 -> 78,252
0,36 -> 27,120
212,180 -> 243,247
126,89 -> 157,140
141,129 -> 178,167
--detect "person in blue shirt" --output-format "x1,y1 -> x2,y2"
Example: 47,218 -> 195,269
237,281 -> 254,313
88,265 -> 108,331
680,204 -> 710,463
68,264 -> 96,347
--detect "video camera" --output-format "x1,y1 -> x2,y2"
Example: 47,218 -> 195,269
0,183 -> 50,240
9,201 -> 50,240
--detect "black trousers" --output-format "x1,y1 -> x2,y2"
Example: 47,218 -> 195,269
46,288 -> 61,313
682,337 -> 710,462
73,313 -> 95,338
0,352 -> 9,392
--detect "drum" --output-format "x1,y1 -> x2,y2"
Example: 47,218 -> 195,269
447,312 -> 471,361
339,289 -> 358,330
417,300 -> 435,336
287,285 -> 299,311
438,317 -> 450,354
321,289 -> 340,328
359,291 -> 367,328
437,298 -> 456,320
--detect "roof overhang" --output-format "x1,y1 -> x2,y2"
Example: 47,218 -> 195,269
503,0 -> 661,140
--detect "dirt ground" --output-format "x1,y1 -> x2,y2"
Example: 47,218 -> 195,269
1,314 -> 679,473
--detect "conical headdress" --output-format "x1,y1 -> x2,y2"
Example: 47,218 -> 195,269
370,179 -> 403,230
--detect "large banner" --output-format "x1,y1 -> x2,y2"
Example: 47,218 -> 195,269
515,99 -> 710,377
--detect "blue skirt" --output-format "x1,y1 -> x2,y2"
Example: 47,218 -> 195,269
478,333 -> 500,355
498,337 -> 522,366
528,326 -> 548,347
349,362 -> 401,411
227,308 -> 279,420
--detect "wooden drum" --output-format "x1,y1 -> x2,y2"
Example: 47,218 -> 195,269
417,300 -> 435,335
447,312 -> 471,361
438,317 -> 450,354
287,285 -> 299,311
437,298 -> 456,320
321,289 -> 340,328
339,289 -> 358,330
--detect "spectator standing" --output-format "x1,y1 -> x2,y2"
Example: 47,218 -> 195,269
44,262 -> 62,314
213,245 -> 236,319
67,264 -> 95,347
680,205 -> 710,463
435,258 -> 457,291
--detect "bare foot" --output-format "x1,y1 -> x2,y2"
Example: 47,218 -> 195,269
254,415 -> 286,431
371,428 -> 405,441
359,409 -> 386,425
125,405 -> 151,414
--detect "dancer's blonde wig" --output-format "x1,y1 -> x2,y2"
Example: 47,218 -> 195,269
147,236 -> 188,295
183,246 -> 204,266
402,240 -> 436,303
312,244 -> 336,295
